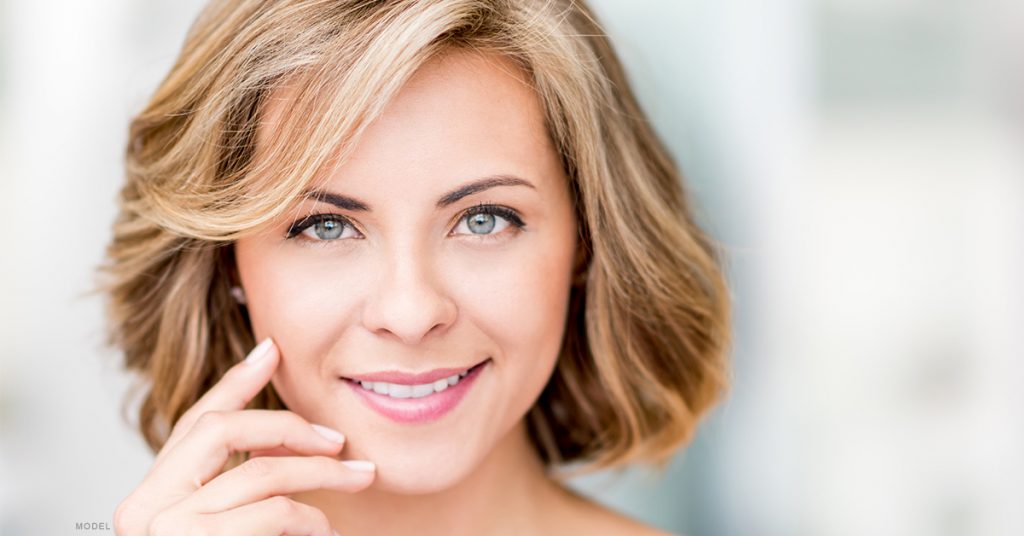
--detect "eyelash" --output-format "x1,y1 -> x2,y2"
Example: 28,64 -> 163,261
284,203 -> 526,245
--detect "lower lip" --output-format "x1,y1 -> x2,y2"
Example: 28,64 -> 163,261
344,359 -> 489,424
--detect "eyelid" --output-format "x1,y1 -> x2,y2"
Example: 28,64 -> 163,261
456,202 -> 526,230
285,213 -> 359,239
284,203 -> 526,242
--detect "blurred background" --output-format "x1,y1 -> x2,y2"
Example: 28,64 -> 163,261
1,0 -> 1021,534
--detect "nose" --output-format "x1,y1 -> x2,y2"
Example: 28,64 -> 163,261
360,244 -> 457,346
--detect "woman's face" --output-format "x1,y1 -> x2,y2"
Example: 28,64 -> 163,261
234,49 -> 579,493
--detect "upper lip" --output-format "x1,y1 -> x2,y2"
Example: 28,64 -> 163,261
343,359 -> 487,385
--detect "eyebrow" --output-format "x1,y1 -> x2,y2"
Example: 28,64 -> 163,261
300,174 -> 536,211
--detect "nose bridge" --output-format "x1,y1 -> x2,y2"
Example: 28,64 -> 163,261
361,234 -> 455,345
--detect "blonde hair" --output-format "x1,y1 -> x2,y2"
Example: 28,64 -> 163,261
99,0 -> 731,480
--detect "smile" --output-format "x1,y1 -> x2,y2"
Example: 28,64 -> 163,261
343,359 -> 490,424
354,367 -> 473,399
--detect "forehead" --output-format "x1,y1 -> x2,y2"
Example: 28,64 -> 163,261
255,49 -> 561,205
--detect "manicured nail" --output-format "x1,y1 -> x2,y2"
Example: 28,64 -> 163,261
311,423 -> 345,444
341,460 -> 376,472
244,337 -> 273,365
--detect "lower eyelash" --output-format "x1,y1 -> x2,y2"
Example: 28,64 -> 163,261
284,204 -> 525,243
463,204 -> 525,229
285,214 -> 355,239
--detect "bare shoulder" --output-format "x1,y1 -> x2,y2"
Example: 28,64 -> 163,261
548,486 -> 677,536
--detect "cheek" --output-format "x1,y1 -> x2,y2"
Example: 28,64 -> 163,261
236,243 -> 371,376
251,269 -> 365,341
448,233 -> 576,378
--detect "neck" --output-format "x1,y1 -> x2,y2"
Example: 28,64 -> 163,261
291,419 -> 573,536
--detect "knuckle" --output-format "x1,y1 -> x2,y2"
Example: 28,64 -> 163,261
238,456 -> 274,478
282,410 -> 310,428
293,501 -> 332,535
193,410 -> 226,432
112,496 -> 140,533
279,496 -> 332,533
267,495 -> 299,516
173,407 -> 198,429
170,409 -> 203,437
306,504 -> 331,528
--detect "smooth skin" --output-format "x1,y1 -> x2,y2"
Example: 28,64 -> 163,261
235,49 -> 585,535
113,339 -> 367,535
233,48 -> 581,504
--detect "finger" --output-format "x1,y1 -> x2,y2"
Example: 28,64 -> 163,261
184,455 -> 375,514
196,495 -> 338,536
147,410 -> 347,498
160,337 -> 279,457
249,446 -> 300,458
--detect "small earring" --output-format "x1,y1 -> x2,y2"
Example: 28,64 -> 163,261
230,286 -> 247,305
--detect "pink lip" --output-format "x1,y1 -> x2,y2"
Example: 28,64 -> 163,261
345,359 -> 489,424
345,362 -> 480,386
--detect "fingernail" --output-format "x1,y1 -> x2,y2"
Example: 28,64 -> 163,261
341,460 -> 376,472
311,423 -> 345,444
244,337 -> 274,365
333,530 -> 341,536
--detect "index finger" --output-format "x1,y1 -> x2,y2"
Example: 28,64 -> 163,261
161,337 -> 279,456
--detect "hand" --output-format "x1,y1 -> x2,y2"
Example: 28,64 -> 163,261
113,338 -> 374,535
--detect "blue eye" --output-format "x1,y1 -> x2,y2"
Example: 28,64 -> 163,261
286,215 -> 359,241
285,204 -> 525,245
453,204 -> 526,237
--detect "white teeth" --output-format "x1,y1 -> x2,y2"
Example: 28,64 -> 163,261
389,384 -> 413,398
410,384 -> 434,398
357,368 -> 474,399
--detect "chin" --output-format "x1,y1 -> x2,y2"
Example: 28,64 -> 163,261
361,449 -> 479,494
272,364 -> 504,495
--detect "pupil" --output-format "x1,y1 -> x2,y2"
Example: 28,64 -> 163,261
468,213 -> 495,234
316,219 -> 343,240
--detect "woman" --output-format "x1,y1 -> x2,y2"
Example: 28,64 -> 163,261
101,0 -> 731,534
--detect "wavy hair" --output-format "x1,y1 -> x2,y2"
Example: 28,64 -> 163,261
98,0 -> 732,480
